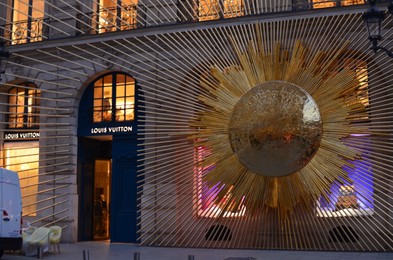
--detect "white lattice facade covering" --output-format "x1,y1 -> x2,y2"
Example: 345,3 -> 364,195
1,0 -> 393,251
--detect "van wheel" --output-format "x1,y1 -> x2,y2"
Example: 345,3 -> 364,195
0,249 -> 3,258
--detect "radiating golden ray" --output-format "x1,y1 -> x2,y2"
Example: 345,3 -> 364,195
133,13 -> 393,250
190,27 -> 368,218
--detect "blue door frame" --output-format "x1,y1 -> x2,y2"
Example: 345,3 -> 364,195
110,136 -> 138,242
77,72 -> 139,243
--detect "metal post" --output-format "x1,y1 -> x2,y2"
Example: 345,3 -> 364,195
188,255 -> 195,260
134,252 -> 140,260
37,247 -> 43,259
83,249 -> 90,260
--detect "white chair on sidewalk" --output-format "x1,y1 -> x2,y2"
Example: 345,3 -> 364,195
24,226 -> 51,258
48,226 -> 62,254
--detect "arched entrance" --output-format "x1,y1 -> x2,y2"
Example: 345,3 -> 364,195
77,72 -> 138,243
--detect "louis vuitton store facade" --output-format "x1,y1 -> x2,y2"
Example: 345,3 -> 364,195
1,0 -> 393,251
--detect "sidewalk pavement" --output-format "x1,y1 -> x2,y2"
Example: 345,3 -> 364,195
2,241 -> 393,260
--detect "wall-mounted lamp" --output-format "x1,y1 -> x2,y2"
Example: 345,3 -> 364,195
363,0 -> 393,57
0,41 -> 10,81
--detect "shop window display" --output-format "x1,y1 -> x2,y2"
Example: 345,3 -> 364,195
4,83 -> 41,217
194,146 -> 246,218
3,142 -> 39,217
316,148 -> 374,217
314,55 -> 373,217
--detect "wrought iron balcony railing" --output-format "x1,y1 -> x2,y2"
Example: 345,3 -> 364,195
77,5 -> 138,36
1,18 -> 49,46
0,1 -> 367,45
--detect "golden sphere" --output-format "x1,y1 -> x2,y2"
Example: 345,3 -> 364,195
228,81 -> 322,177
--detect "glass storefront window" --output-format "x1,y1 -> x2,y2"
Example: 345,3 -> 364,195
316,142 -> 374,217
93,160 -> 111,239
2,142 -> 39,217
93,73 -> 135,123
316,56 -> 372,217
194,145 -> 246,218
8,83 -> 41,129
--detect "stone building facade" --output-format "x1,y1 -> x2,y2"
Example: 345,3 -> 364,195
1,0 -> 393,251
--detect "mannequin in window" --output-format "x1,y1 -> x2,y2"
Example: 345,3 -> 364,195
103,98 -> 112,121
95,193 -> 108,236
335,185 -> 359,211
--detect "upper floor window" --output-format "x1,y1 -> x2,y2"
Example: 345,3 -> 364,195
98,0 -> 138,33
93,73 -> 135,123
312,0 -> 365,9
11,0 -> 45,44
198,0 -> 244,21
8,83 -> 41,129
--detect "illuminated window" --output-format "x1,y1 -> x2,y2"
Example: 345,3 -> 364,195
93,73 -> 135,123
98,0 -> 138,33
8,83 -> 41,129
316,56 -> 372,218
316,142 -> 374,217
11,0 -> 45,44
313,0 -> 365,9
341,57 -> 370,109
3,142 -> 39,217
340,0 -> 365,6
194,146 -> 246,218
354,63 -> 369,107
198,0 -> 244,21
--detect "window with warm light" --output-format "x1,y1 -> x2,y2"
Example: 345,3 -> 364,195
11,0 -> 45,44
316,56 -> 373,218
98,0 -> 138,33
3,142 -> 39,217
313,0 -> 365,9
194,145 -> 246,218
316,145 -> 374,217
8,83 -> 41,129
355,63 -> 369,107
341,57 -> 370,110
93,73 -> 135,123
198,0 -> 244,21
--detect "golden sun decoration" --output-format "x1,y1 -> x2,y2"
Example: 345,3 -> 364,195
191,28 -> 367,217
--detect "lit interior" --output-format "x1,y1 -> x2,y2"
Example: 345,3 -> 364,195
8,86 -> 41,129
12,0 -> 44,44
199,0 -> 244,21
313,0 -> 365,9
94,160 -> 111,239
93,73 -> 135,123
195,146 -> 246,218
316,156 -> 374,217
99,0 -> 138,33
3,142 -> 39,217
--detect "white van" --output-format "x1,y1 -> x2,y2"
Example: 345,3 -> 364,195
0,168 -> 23,258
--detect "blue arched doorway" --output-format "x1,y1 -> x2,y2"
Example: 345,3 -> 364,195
77,72 -> 139,243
